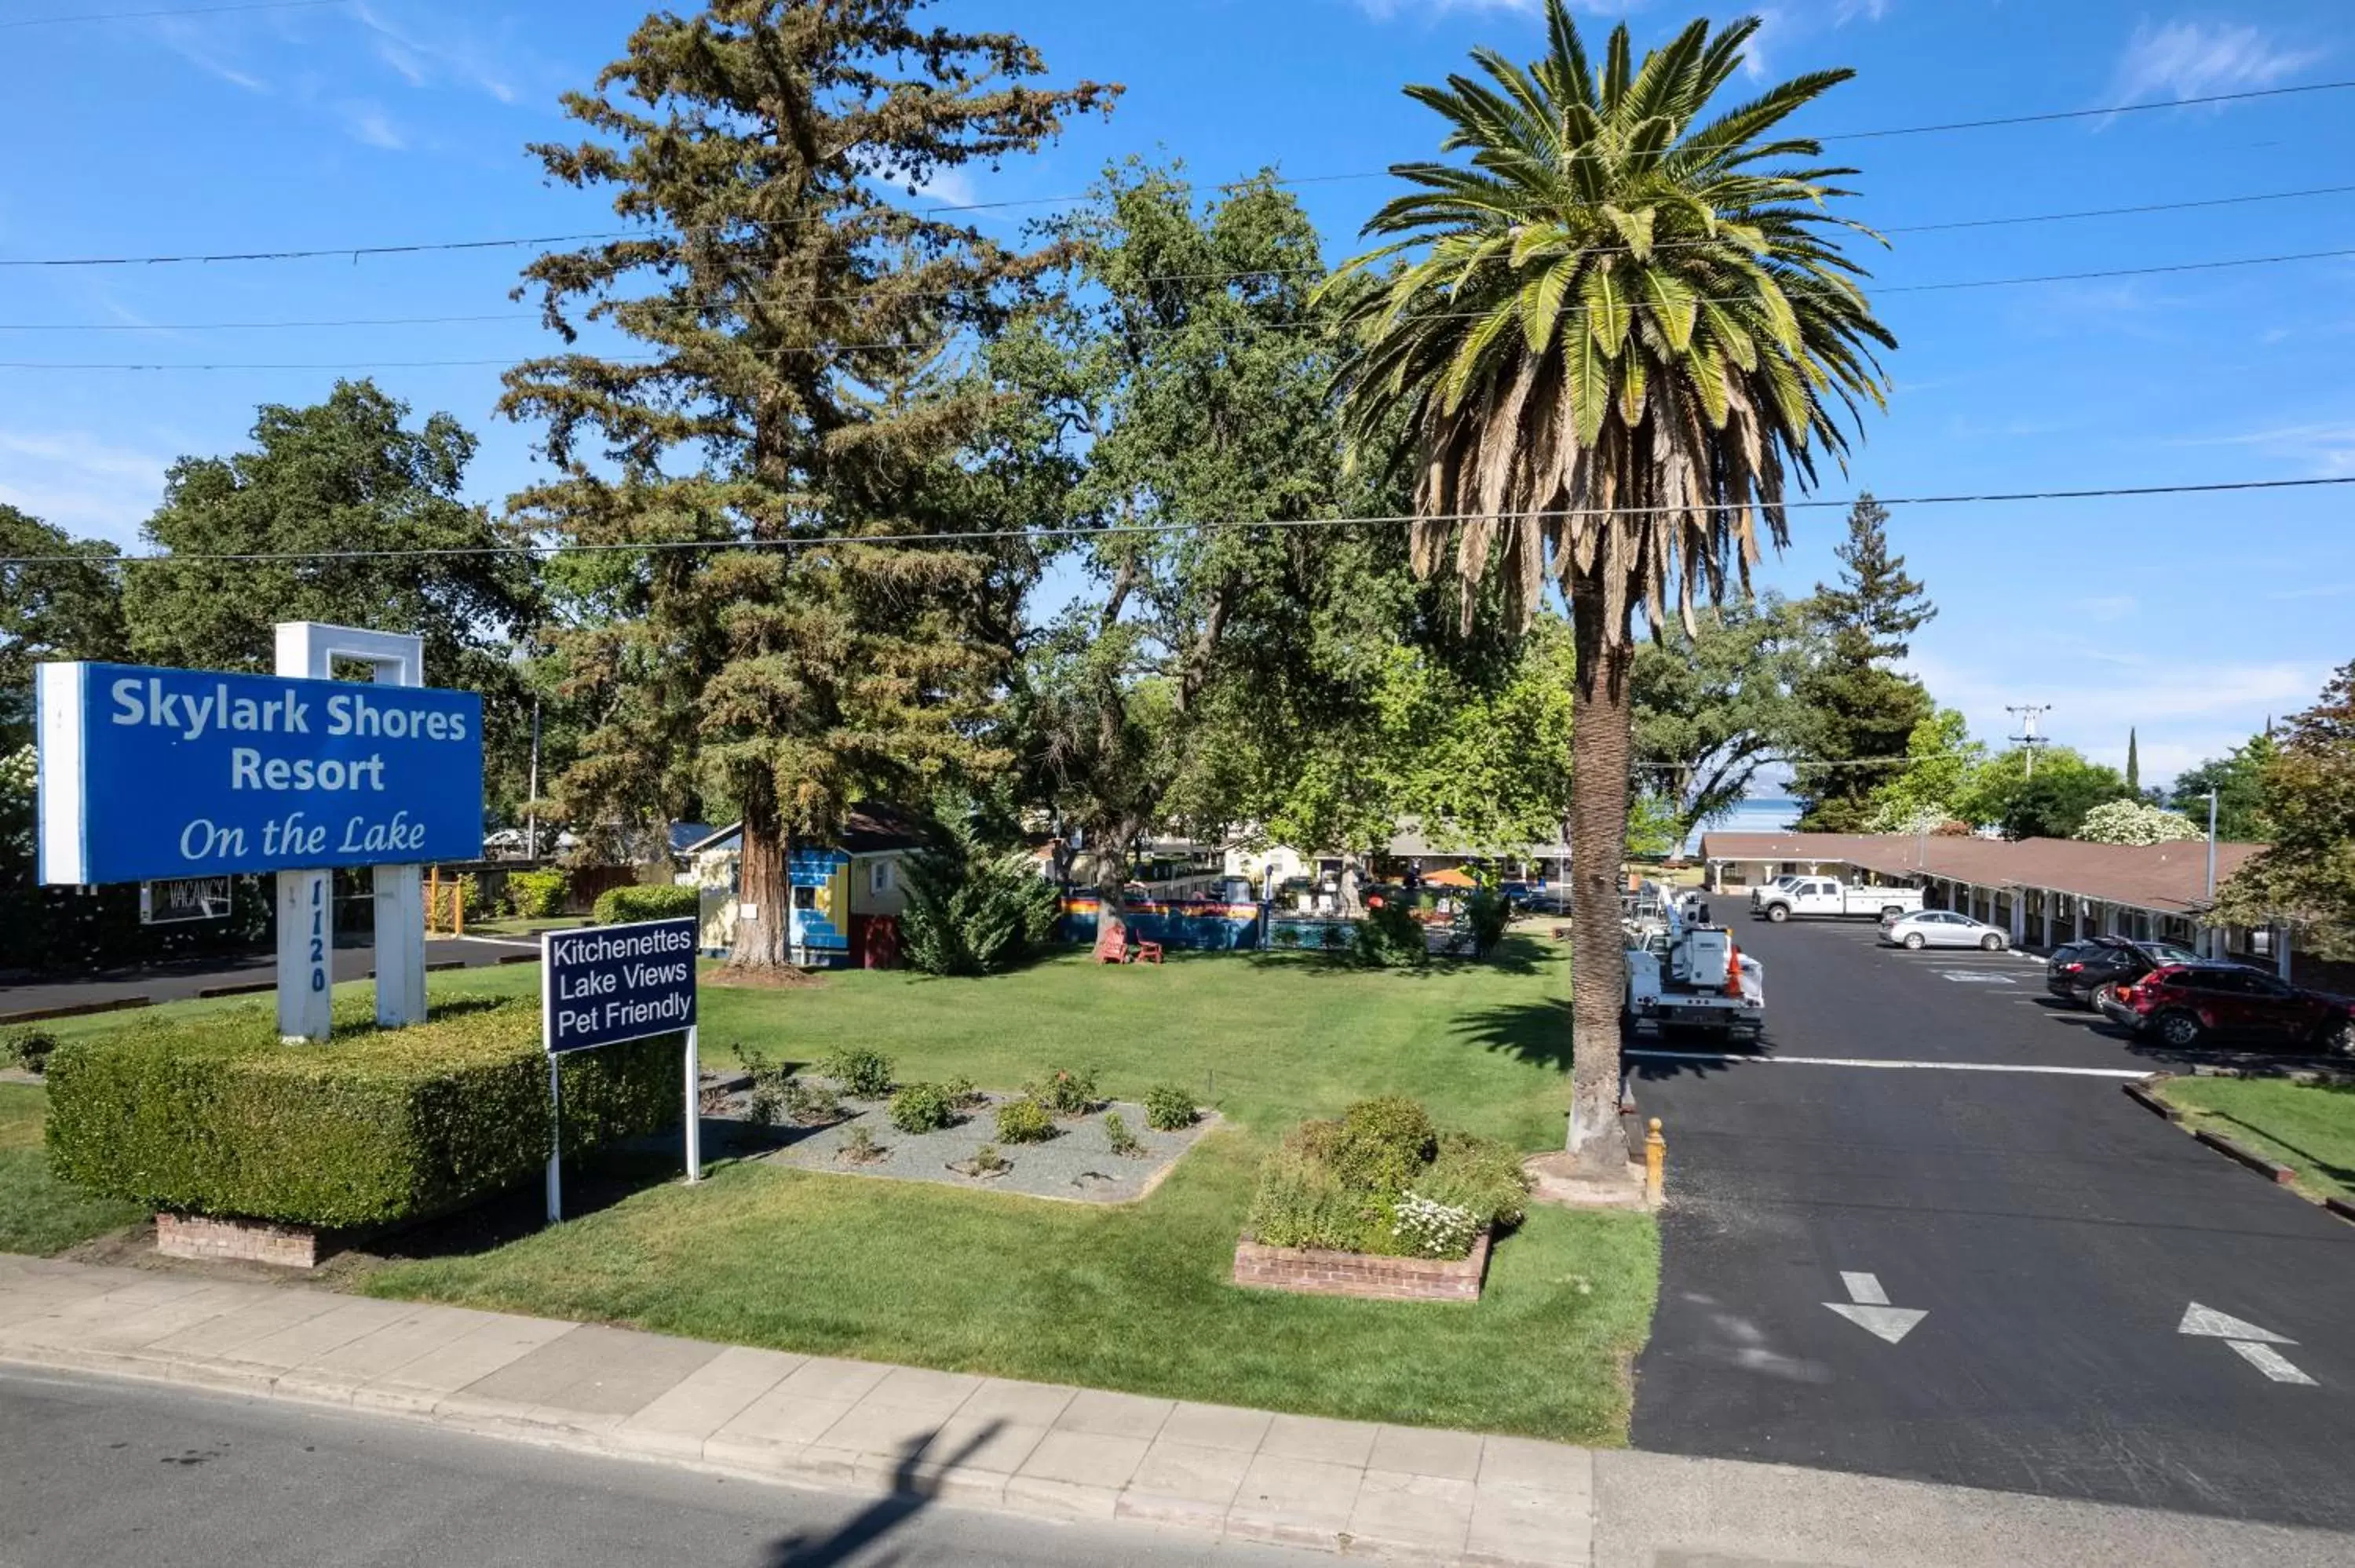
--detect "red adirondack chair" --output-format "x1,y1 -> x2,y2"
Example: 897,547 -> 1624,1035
1093,917 -> 1163,965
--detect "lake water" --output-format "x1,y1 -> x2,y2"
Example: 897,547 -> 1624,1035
1681,796 -> 1799,855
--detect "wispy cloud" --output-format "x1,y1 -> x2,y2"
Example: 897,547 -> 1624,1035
2072,594 -> 2138,624
2106,19 -> 2322,106
2267,582 -> 2355,601
338,100 -> 407,151
0,430 -> 175,548
149,18 -> 270,93
352,2 -> 520,104
2167,420 -> 2355,477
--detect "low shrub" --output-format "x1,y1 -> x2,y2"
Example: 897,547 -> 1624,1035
993,1097 -> 1055,1144
1273,925 -> 1302,950
44,997 -> 676,1229
1247,1096 -> 1514,1261
1420,1131 -> 1532,1230
744,1083 -> 784,1126
1032,1065 -> 1097,1118
820,1047 -> 895,1099
591,883 -> 703,926
1141,1083 -> 1198,1132
1334,1095 -> 1437,1194
888,1081 -> 958,1135
970,1143 -> 1009,1175
839,1125 -> 885,1164
1247,1145 -> 1374,1253
782,1077 -> 842,1125
1352,900 -> 1426,968
5,1026 -> 59,1075
1320,923 -> 1349,952
1462,884 -> 1510,960
942,1076 -> 987,1109
508,868 -> 568,919
1102,1111 -> 1143,1158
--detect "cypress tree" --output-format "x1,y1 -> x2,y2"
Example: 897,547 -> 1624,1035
2126,727 -> 2141,794
500,1 -> 1116,967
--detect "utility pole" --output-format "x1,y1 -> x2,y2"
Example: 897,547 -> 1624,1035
526,696 -> 542,860
2006,703 -> 2053,779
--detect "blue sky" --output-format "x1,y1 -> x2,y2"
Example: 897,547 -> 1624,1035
5,0 -> 2352,788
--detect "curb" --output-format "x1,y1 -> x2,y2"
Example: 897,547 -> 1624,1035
2120,1081 -> 2179,1121
2193,1129 -> 2295,1185
195,981 -> 275,1000
0,996 -> 152,1026
2328,1198 -> 2355,1225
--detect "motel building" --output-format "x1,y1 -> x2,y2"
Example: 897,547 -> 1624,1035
1696,832 -> 2315,985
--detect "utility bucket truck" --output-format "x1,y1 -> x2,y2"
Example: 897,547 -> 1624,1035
1624,892 -> 1765,1042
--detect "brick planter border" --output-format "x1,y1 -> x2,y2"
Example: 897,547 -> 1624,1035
156,1212 -> 334,1269
1232,1230 -> 1490,1303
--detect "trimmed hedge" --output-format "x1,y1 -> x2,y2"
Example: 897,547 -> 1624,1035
592,883 -> 704,925
45,997 -> 678,1230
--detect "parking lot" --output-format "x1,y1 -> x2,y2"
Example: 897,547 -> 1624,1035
1627,913 -> 2355,1530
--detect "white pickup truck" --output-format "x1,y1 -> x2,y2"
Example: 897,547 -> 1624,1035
1750,875 -> 1924,923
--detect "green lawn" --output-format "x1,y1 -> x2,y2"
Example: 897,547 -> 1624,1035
362,938 -> 1657,1444
0,1085 -> 147,1256
2158,1075 -> 2355,1206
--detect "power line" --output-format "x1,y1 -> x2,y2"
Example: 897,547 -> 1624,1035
5,476 -> 2349,569
8,77 -> 2353,269
11,183 -> 2354,334
7,242 -> 2349,368
2,0 -> 347,27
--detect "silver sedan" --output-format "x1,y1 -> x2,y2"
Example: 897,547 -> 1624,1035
1882,910 -> 2010,951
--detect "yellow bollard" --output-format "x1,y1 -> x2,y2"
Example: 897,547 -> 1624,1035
1644,1118 -> 1666,1206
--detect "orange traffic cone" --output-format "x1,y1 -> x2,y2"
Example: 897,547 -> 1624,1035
1724,941 -> 1744,997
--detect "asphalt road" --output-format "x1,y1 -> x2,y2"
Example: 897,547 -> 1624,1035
0,1366 -> 1324,1568
1627,915 -> 2355,1530
0,935 -> 542,1016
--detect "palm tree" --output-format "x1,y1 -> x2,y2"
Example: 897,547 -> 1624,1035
1324,5 -> 1893,1171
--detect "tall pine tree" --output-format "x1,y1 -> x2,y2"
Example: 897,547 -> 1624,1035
2126,727 -> 2140,794
500,1 -> 1115,968
1792,494 -> 1936,830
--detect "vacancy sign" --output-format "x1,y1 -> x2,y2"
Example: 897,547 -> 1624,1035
36,662 -> 483,884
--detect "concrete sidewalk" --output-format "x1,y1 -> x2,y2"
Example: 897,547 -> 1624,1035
3,1257 -> 2348,1567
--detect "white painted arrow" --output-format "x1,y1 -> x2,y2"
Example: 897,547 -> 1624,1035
2179,1302 -> 2317,1386
2178,1303 -> 2292,1344
1824,1271 -> 1926,1344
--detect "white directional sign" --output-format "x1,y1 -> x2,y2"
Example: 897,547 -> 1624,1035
1825,1271 -> 1927,1344
2178,1302 -> 2317,1386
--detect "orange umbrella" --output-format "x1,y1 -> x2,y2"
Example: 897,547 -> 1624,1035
1422,866 -> 1477,888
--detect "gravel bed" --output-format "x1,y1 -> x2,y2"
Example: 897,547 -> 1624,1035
721,1089 -> 1210,1203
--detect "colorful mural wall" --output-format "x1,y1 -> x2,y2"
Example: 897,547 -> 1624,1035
788,848 -> 851,965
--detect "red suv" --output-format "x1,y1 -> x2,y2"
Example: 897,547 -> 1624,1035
2098,963 -> 2355,1052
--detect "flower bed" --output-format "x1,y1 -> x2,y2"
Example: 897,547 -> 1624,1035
1233,1096 -> 1528,1303
1233,1230 -> 1492,1303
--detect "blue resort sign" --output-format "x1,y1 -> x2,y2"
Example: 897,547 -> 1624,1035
35,661 -> 484,885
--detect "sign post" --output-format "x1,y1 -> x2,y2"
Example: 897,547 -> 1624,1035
540,915 -> 701,1223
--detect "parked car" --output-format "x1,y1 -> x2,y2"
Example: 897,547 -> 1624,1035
2097,963 -> 2355,1052
1882,910 -> 2009,951
1521,890 -> 1574,916
1753,876 -> 1926,923
2044,936 -> 2202,1008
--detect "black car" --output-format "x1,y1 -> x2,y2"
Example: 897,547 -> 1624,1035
2045,936 -> 2203,1008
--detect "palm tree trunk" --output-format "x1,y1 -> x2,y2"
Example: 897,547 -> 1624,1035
1565,582 -> 1633,1171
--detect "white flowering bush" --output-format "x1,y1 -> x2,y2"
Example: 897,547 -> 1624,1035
1389,1191 -> 1481,1260
2074,800 -> 2201,846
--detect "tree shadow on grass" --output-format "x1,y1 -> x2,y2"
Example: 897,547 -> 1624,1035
762,1421 -> 1004,1566
1449,996 -> 1756,1085
2206,1110 -> 2355,1194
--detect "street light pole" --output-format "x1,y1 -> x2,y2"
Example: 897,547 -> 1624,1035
2203,788 -> 2219,958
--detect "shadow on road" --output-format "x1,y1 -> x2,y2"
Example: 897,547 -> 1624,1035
763,1421 -> 1004,1566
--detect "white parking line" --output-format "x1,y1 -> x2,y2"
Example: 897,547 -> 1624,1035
1623,1049 -> 2147,1078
